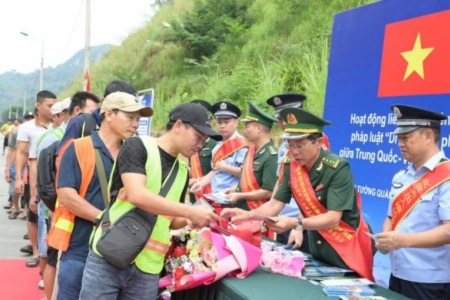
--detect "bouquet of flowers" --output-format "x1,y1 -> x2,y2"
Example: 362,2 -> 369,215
159,224 -> 262,299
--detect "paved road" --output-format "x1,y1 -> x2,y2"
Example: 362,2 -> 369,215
0,150 -> 31,259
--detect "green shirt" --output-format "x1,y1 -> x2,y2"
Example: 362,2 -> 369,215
274,148 -> 360,269
235,140 -> 278,211
189,138 -> 217,203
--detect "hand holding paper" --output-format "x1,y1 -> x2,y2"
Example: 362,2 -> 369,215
251,213 -> 278,224
265,216 -> 295,233
374,231 -> 406,252
363,231 -> 378,241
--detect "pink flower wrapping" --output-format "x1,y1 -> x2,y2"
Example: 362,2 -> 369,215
159,227 -> 262,297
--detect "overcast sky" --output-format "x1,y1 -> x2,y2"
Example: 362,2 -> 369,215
0,0 -> 155,74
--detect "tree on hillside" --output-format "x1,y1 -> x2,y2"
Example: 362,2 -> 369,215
152,0 -> 173,7
168,0 -> 254,61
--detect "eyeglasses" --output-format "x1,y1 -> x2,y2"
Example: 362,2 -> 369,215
285,139 -> 315,151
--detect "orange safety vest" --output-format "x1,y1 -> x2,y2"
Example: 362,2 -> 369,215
391,160 -> 450,230
290,159 -> 374,280
47,137 -> 95,251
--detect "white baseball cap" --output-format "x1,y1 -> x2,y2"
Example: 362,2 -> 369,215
50,102 -> 64,115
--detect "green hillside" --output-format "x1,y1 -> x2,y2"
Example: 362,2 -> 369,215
62,0 -> 377,131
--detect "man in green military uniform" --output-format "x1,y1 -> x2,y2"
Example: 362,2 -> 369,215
188,99 -> 217,203
221,107 -> 374,280
224,102 -> 278,216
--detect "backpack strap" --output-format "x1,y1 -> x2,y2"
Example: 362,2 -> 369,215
94,148 -> 109,208
82,114 -> 99,137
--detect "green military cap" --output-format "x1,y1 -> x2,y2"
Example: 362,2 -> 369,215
280,107 -> 331,140
190,99 -> 213,114
242,101 -> 277,128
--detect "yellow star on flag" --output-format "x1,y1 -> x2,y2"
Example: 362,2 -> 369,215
401,33 -> 434,81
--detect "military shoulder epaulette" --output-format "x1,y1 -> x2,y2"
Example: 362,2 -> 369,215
283,156 -> 292,164
322,156 -> 340,169
268,145 -> 277,155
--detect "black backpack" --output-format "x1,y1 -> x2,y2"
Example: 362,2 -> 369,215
81,113 -> 99,137
37,113 -> 98,211
37,140 -> 60,211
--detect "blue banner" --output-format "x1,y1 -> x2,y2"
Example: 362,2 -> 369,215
137,91 -> 154,136
323,0 -> 450,286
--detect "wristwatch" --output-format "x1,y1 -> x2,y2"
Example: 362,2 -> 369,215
293,218 -> 303,231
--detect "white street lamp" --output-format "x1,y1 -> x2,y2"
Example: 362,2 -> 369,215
20,31 -> 44,91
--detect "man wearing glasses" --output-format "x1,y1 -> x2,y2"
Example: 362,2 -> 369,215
222,107 -> 374,280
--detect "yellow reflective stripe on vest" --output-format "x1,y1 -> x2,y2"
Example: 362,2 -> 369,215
145,238 -> 170,255
116,191 -> 127,201
54,217 -> 74,232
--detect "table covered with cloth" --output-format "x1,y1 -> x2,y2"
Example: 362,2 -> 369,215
171,264 -> 410,300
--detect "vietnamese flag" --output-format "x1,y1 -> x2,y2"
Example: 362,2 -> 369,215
378,9 -> 450,97
83,69 -> 91,92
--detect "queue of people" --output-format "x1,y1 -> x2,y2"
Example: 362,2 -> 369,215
2,83 -> 450,300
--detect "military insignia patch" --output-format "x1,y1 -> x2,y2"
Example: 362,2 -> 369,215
268,146 -> 277,155
316,161 -> 323,171
287,113 -> 298,124
392,182 -> 403,189
283,156 -> 292,163
322,156 -> 340,169
393,106 -> 402,118
220,102 -> 227,110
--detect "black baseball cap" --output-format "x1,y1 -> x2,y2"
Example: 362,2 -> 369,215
169,103 -> 223,141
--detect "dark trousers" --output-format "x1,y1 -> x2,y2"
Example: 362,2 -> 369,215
389,274 -> 450,300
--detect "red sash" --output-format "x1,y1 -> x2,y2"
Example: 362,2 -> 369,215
240,147 -> 267,210
322,132 -> 331,150
277,150 -> 291,184
212,137 -> 247,166
240,146 -> 274,239
290,159 -> 374,280
190,152 -> 212,201
391,161 -> 450,230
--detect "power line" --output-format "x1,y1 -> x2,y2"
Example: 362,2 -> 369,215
60,0 -> 84,61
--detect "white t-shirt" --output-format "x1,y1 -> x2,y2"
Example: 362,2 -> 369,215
17,119 -> 52,159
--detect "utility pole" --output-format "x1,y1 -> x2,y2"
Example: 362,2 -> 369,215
20,32 -> 44,90
83,0 -> 91,91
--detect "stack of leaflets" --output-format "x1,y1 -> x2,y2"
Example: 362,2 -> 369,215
322,286 -> 376,297
321,278 -> 374,287
303,265 -> 355,279
321,278 -> 377,298
338,296 -> 387,300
